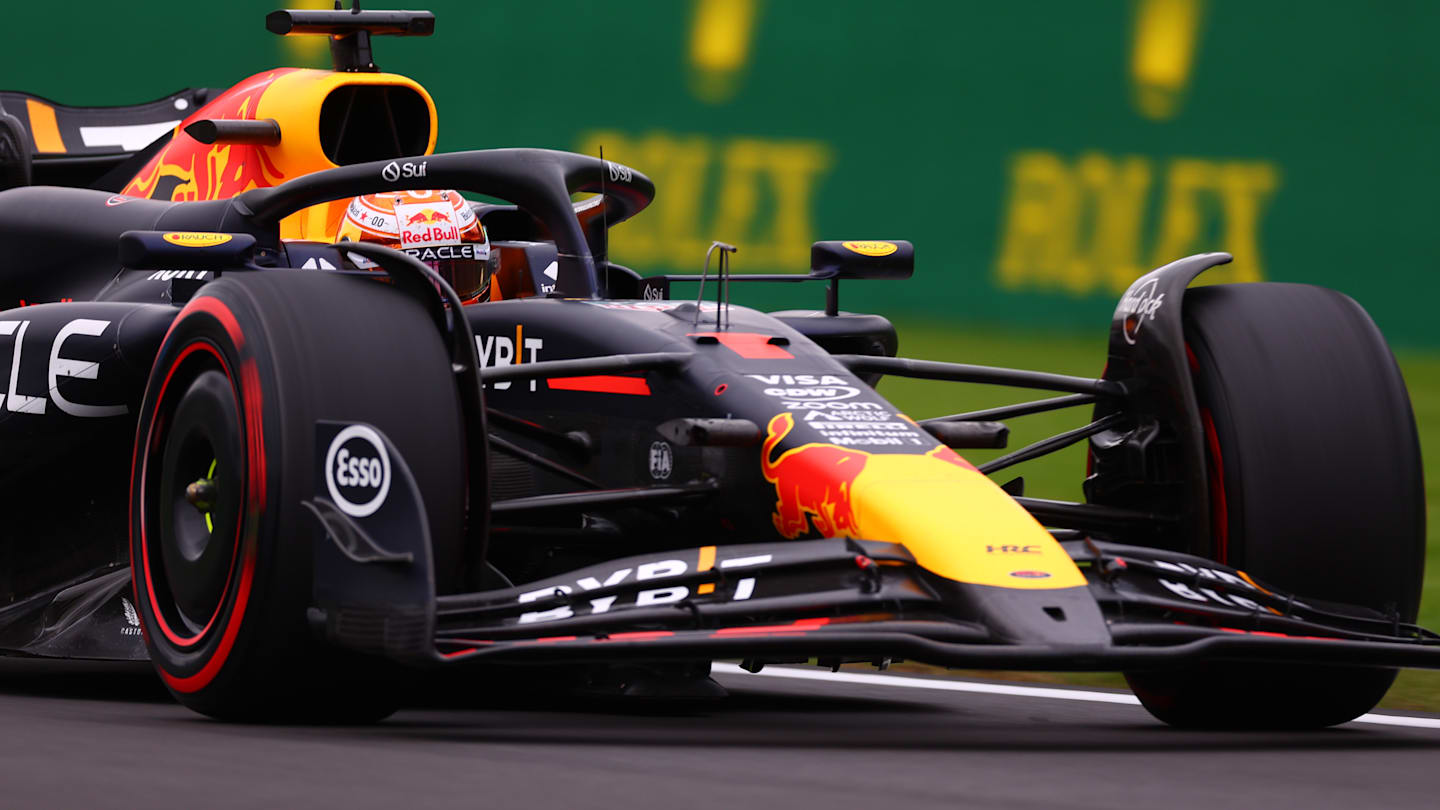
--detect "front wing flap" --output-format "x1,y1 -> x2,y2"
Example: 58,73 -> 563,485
311,515 -> 1440,671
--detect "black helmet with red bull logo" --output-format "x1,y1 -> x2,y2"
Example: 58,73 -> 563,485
335,189 -> 495,303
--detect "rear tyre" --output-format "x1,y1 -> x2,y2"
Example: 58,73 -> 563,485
131,271 -> 467,722
1125,283 -> 1424,729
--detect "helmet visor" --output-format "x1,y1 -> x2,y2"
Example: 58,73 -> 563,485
403,243 -> 492,300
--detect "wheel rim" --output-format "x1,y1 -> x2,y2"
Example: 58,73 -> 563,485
143,345 -> 245,647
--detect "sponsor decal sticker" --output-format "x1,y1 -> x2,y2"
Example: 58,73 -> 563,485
475,326 -> 544,391
394,202 -> 461,248
1009,570 -> 1052,579
748,373 -> 932,447
146,270 -> 215,281
842,240 -> 898,257
120,597 -> 142,636
382,159 -> 428,182
516,553 -> 769,624
162,232 -> 232,248
0,318 -> 127,417
105,194 -> 136,207
607,161 -> 633,183
406,243 -> 488,263
1145,557 -> 1292,612
1118,275 -> 1165,345
748,373 -> 861,403
324,424 -> 392,518
987,545 -> 1041,554
649,441 -> 673,480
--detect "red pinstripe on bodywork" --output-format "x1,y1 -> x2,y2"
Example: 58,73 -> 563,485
546,375 -> 652,395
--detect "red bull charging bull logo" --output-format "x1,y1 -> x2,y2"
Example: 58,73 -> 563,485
762,412 -> 868,539
403,208 -> 451,226
759,412 -> 1084,589
761,412 -> 974,540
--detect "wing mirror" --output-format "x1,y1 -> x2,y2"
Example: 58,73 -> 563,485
809,240 -> 913,281
119,230 -> 258,270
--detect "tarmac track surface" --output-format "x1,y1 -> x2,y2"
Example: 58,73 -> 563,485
1,657 -> 1437,809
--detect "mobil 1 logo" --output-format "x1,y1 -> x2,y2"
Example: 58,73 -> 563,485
318,422 -> 392,518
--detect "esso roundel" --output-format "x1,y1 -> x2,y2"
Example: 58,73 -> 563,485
324,424 -> 392,518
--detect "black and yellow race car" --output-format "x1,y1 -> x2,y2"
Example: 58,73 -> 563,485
0,6 -> 1432,728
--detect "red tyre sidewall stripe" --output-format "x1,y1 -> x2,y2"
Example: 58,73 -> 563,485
132,295 -> 265,694
1200,406 -> 1230,566
139,341 -> 241,647
1186,343 -> 1230,565
160,544 -> 256,694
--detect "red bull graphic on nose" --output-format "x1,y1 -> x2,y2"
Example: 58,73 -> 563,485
762,412 -> 867,539
761,412 -> 973,540
759,411 -> 1087,590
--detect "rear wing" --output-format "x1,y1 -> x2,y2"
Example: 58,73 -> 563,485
0,88 -> 213,192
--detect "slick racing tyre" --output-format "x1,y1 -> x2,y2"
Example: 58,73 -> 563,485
130,270 -> 467,722
1126,282 -> 1425,729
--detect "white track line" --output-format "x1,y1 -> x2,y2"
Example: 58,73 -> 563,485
711,663 -> 1440,729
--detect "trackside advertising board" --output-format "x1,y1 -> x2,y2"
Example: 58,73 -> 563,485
5,1 -> 1437,344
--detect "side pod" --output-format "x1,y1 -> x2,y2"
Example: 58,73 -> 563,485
1086,252 -> 1232,554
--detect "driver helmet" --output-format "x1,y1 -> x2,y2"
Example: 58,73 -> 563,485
335,189 -> 495,303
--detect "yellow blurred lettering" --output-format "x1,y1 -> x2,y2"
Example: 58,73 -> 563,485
995,150 -> 1279,294
576,130 -> 831,272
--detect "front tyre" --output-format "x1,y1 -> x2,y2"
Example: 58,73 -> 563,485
1126,283 -> 1425,729
131,272 -> 467,721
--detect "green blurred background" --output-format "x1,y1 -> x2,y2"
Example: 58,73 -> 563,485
5,0 -> 1439,705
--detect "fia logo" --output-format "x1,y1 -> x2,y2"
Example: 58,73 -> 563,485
649,441 -> 673,480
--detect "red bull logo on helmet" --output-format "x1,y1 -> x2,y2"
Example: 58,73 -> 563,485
394,202 -> 459,247
404,208 -> 452,226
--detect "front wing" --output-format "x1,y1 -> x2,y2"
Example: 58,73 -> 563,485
309,498 -> 1440,672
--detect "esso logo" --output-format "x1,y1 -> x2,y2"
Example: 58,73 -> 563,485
324,425 -> 392,518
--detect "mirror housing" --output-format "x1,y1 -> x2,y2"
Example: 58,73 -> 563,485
118,230 -> 257,270
810,240 -> 914,280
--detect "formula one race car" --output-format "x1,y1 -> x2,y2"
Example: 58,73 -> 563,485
0,7 -> 1434,728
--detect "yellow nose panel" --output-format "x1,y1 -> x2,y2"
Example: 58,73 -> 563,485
849,454 -> 1086,589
